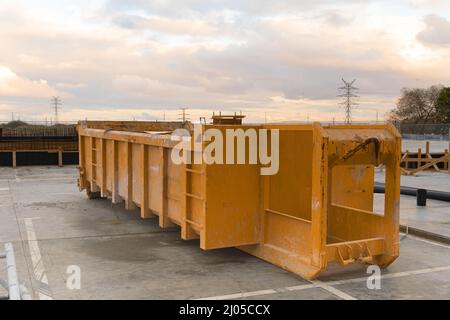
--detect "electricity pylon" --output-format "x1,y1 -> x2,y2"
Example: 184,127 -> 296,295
51,96 -> 62,124
338,79 -> 359,124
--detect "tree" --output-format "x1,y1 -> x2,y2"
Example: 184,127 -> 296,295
1,120 -> 28,129
389,85 -> 444,124
436,87 -> 450,123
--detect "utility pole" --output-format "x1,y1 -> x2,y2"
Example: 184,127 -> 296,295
338,78 -> 359,124
178,108 -> 190,122
51,96 -> 62,124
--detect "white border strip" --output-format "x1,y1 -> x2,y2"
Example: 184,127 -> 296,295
311,280 -> 357,300
200,289 -> 278,300
24,218 -> 53,300
197,265 -> 450,300
405,234 -> 450,249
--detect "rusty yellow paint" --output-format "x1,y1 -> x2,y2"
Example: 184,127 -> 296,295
77,121 -> 401,280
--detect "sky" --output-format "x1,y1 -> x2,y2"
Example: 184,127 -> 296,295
1,0 -> 450,123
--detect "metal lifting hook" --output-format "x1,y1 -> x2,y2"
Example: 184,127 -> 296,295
342,137 -> 380,161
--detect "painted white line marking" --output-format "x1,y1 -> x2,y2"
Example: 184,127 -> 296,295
17,217 -> 41,222
0,187 -> 10,191
51,192 -> 77,196
374,265 -> 450,280
197,265 -> 450,300
284,283 -> 316,291
405,234 -> 450,249
327,265 -> 450,287
286,281 -> 356,300
198,289 -> 277,300
312,281 -> 357,300
16,177 -> 76,182
24,218 -> 53,300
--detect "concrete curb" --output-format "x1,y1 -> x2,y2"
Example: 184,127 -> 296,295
400,225 -> 450,245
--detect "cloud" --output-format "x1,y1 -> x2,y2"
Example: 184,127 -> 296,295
103,0 -> 362,18
417,14 -> 450,47
322,10 -> 354,27
56,82 -> 87,89
113,14 -> 218,36
0,66 -> 60,98
112,74 -> 204,97
1,1 -> 450,123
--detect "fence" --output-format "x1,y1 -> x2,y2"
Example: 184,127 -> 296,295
0,126 -> 77,138
401,142 -> 449,175
395,123 -> 450,140
0,123 -> 79,167
0,121 -> 77,126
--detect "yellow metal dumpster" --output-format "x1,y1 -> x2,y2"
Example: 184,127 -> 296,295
77,120 -> 401,279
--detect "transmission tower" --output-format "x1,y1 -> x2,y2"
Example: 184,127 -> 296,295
338,78 -> 359,124
51,96 -> 62,124
178,108 -> 190,122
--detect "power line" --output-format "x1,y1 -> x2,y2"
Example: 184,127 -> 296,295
51,96 -> 62,124
338,78 -> 359,124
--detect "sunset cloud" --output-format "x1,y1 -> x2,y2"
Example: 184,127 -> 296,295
1,0 -> 450,122
417,14 -> 450,47
0,66 -> 60,98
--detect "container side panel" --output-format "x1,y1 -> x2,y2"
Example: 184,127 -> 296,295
167,157 -> 183,224
269,130 -> 313,221
149,146 -> 163,213
117,141 -> 128,200
95,141 -> 102,187
264,213 -> 312,257
188,162 -> 205,229
331,165 -> 374,212
328,205 -> 384,242
85,136 -> 92,182
202,125 -> 261,249
132,143 -> 142,205
204,163 -> 260,249
106,139 -> 113,192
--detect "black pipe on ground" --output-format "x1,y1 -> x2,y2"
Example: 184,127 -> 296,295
374,182 -> 450,203
417,189 -> 427,206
